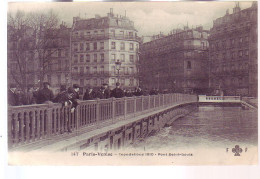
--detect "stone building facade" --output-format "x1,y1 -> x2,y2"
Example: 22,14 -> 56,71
71,9 -> 140,92
140,27 -> 209,94
208,2 -> 257,96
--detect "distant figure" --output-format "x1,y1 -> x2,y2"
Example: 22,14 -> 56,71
103,83 -> 111,99
110,82 -> 125,98
125,89 -> 133,97
149,88 -> 158,95
83,88 -> 95,100
37,82 -> 54,104
95,86 -> 105,99
26,86 -> 37,105
8,84 -> 18,106
134,87 -> 143,96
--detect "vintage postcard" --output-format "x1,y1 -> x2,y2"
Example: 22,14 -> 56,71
7,1 -> 258,165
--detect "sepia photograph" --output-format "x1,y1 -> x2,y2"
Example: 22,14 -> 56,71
6,1 -> 258,165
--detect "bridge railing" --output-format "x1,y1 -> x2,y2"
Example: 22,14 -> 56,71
8,93 -> 197,148
198,95 -> 241,102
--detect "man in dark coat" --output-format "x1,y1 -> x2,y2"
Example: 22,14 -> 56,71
103,83 -> 111,99
37,82 -> 54,104
67,84 -> 80,111
95,87 -> 105,99
83,88 -> 95,100
110,82 -> 125,98
8,84 -> 18,106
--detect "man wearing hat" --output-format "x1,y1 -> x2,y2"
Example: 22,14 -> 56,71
103,83 -> 111,99
37,82 -> 54,104
110,82 -> 124,98
8,84 -> 18,106
67,84 -> 80,112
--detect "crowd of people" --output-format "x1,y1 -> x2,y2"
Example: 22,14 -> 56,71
7,82 -> 166,133
8,82 -> 164,107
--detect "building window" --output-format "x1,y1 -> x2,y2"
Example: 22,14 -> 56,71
129,32 -> 133,37
245,36 -> 249,42
121,67 -> 125,75
111,42 -> 116,49
231,39 -> 235,46
130,78 -> 134,86
86,66 -> 89,74
80,79 -> 84,86
120,54 -> 125,62
100,78 -> 104,85
80,67 -> 84,74
93,66 -> 97,74
47,75 -> 52,84
129,55 -> 134,62
129,67 -> 134,74
112,78 -> 116,85
74,54 -> 78,63
111,30 -> 115,36
93,79 -> 97,86
239,37 -> 243,44
80,54 -> 84,62
239,51 -> 243,57
85,79 -> 90,85
100,54 -> 104,62
94,54 -> 97,62
187,61 -> 191,69
112,66 -> 116,74
58,49 -> 62,57
80,31 -> 84,37
100,42 -> 104,50
130,43 -> 134,50
245,50 -> 249,56
111,54 -> 116,62
93,42 -> 97,50
74,43 -> 78,52
232,52 -> 236,59
86,54 -> 90,62
120,42 -> 125,50
80,43 -> 84,51
86,43 -> 90,51
100,66 -> 104,74
201,42 -> 205,49
65,49 -> 69,56
120,78 -> 125,85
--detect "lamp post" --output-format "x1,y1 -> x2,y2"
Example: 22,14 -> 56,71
115,60 -> 122,83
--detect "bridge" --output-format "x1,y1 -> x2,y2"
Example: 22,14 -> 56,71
8,94 -> 256,152
198,95 -> 257,109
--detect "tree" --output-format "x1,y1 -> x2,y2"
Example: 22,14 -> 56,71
8,10 -> 61,93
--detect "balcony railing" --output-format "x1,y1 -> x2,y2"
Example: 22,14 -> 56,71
71,72 -> 139,77
72,33 -> 142,42
8,93 -> 197,149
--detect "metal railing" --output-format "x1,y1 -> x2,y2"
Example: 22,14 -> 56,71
8,93 -> 197,148
72,33 -> 142,42
198,95 -> 241,102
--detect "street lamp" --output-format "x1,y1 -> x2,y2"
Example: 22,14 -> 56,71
115,60 -> 122,82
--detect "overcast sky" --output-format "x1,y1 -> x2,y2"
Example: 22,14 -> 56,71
8,1 -> 253,36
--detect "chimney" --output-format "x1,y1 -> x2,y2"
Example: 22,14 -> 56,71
110,8 -> 113,15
